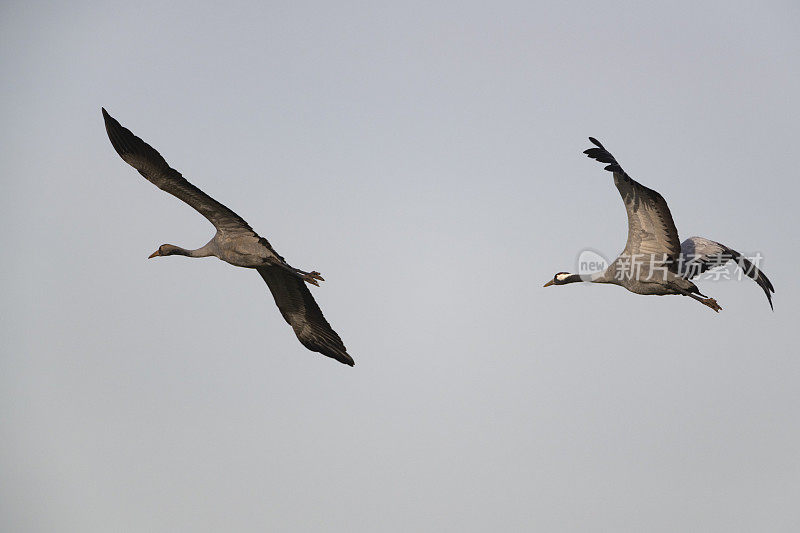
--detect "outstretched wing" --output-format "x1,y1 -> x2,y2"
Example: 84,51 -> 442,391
584,138 -> 681,261
680,236 -> 775,310
257,266 -> 354,366
102,108 -> 253,235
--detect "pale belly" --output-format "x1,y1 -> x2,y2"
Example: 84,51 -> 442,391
217,251 -> 270,268
214,235 -> 278,268
623,282 -> 680,296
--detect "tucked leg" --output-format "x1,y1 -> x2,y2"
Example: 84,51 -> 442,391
297,269 -> 325,286
685,291 -> 723,312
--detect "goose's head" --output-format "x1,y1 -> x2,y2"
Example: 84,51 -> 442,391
148,244 -> 179,258
543,272 -> 582,287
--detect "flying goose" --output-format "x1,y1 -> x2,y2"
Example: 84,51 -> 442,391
102,108 -> 354,365
544,138 -> 774,312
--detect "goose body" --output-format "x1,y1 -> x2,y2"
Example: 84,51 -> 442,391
545,138 -> 774,312
102,108 -> 354,365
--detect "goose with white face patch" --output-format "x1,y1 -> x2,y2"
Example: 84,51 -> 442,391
544,138 -> 774,312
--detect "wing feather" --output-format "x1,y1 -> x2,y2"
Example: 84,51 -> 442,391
680,236 -> 774,309
257,266 -> 354,366
584,138 -> 681,260
102,108 -> 253,234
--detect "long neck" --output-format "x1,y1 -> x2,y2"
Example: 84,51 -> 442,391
164,243 -> 215,258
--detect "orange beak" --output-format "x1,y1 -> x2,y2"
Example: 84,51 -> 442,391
543,279 -> 555,287
148,250 -> 161,259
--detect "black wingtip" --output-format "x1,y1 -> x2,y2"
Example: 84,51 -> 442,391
312,341 -> 355,366
101,107 -> 116,125
338,352 -> 355,366
101,107 -> 118,132
101,108 -> 130,158
101,107 -> 149,163
311,341 -> 354,366
584,137 -> 624,174
764,283 -> 775,311
738,254 -> 775,311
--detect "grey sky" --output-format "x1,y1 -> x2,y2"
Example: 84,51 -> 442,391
2,1 -> 799,531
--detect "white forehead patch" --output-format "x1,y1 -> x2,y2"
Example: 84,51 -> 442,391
556,273 -> 570,281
